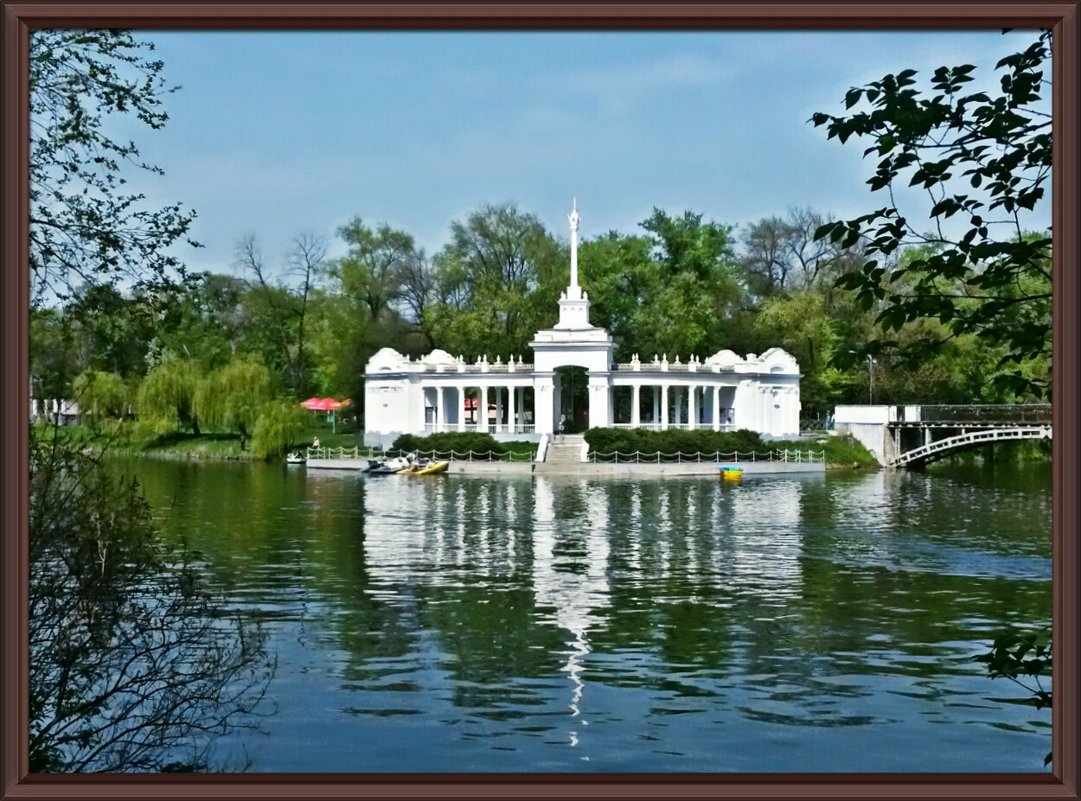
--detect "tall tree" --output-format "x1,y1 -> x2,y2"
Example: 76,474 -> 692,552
812,32 -> 1052,398
428,203 -> 566,357
332,217 -> 418,321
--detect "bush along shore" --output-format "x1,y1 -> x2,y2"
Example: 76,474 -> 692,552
583,428 -> 878,471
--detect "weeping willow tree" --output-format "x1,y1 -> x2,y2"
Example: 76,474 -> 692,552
135,358 -> 202,435
71,370 -> 129,429
250,401 -> 307,460
194,357 -> 273,449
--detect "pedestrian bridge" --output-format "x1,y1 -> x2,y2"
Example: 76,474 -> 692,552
832,404 -> 1052,467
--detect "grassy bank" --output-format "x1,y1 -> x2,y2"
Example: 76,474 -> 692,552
770,433 -> 879,470
34,417 -> 363,461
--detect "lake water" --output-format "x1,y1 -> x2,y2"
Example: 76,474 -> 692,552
128,459 -> 1052,773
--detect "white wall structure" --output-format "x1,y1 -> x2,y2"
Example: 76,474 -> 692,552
363,203 -> 802,447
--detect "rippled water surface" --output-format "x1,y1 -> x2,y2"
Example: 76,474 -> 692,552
129,460 -> 1051,772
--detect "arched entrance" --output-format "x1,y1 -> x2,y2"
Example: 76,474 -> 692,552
554,366 -> 589,433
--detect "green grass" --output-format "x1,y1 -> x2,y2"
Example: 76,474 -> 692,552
770,433 -> 878,469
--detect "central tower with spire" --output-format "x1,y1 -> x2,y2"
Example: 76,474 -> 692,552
556,198 -> 592,329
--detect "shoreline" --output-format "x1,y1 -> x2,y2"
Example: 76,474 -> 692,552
307,458 -> 829,476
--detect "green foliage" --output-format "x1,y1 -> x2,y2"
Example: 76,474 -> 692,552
250,402 -> 307,460
29,29 -> 197,305
974,628 -> 1052,765
71,370 -> 128,428
29,434 -> 272,771
581,210 -> 742,362
812,33 -> 1052,399
391,432 -> 536,459
584,427 -> 765,458
769,433 -> 878,468
194,357 -> 274,446
427,203 -> 567,357
136,357 -> 202,434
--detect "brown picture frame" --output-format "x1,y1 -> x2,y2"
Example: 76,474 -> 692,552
2,2 -> 1078,799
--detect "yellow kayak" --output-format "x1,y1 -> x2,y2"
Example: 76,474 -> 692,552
411,460 -> 449,476
720,466 -> 744,481
398,460 -> 450,476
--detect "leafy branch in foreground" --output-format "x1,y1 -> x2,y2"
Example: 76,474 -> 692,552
812,31 -> 1051,399
974,628 -> 1052,766
29,29 -> 199,305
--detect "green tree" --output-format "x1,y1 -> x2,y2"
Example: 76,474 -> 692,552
812,32 -> 1052,398
71,370 -> 129,428
333,218 -> 418,322
136,357 -> 202,435
29,29 -> 197,305
152,272 -> 249,371
578,210 -> 742,361
250,401 -> 308,460
235,235 -> 325,396
428,203 -> 566,357
194,357 -> 274,449
753,291 -> 849,419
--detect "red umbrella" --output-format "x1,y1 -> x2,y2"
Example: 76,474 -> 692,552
300,397 -> 351,412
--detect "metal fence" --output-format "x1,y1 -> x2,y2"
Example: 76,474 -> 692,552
905,404 -> 1052,424
587,449 -> 825,464
306,446 -> 536,462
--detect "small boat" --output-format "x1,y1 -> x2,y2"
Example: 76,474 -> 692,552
285,452 -> 306,465
367,456 -> 410,475
409,460 -> 449,476
719,465 -> 744,482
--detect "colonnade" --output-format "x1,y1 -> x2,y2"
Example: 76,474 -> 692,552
614,382 -> 739,430
416,376 -> 781,435
422,383 -> 535,434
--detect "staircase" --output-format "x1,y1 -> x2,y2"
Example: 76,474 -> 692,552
536,434 -> 586,474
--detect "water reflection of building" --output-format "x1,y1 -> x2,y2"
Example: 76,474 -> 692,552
362,478 -> 537,585
531,478 -> 611,750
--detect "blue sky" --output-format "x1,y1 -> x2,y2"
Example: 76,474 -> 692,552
132,29 -> 1049,275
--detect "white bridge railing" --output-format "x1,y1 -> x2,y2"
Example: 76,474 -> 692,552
889,426 -> 1052,467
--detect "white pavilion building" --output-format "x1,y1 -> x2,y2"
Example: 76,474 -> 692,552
363,203 -> 801,447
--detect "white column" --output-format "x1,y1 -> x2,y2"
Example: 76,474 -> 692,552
652,386 -> 660,425
661,384 -> 669,430
434,387 -> 442,432
517,387 -> 525,430
589,373 -> 610,429
508,385 -> 517,434
674,387 -> 683,428
495,387 -> 504,433
712,385 -> 720,431
458,386 -> 466,432
631,384 -> 640,426
534,376 -> 555,436
480,386 -> 490,432
689,386 -> 698,430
